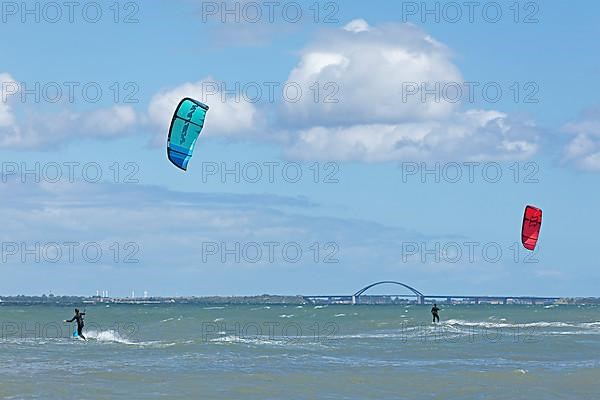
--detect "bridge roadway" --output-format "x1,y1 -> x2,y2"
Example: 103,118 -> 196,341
302,294 -> 561,305
302,282 -> 560,305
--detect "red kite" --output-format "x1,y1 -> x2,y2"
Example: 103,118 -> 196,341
522,205 -> 542,251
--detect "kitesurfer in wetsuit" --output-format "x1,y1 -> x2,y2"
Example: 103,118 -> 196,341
431,304 -> 440,323
65,309 -> 86,340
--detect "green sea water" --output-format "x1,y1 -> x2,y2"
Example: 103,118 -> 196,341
1,304 -> 599,399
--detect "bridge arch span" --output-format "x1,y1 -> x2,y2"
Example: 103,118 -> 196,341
353,281 -> 425,303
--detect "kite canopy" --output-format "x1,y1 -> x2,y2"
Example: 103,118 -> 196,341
167,98 -> 209,171
522,205 -> 542,251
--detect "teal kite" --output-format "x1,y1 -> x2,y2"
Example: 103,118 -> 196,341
167,98 -> 209,171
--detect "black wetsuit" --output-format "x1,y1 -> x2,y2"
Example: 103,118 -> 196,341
431,306 -> 440,323
66,313 -> 86,339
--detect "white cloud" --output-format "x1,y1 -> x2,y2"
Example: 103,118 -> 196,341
280,21 -> 539,162
0,72 -> 263,150
0,105 -> 137,149
0,72 -> 138,149
283,20 -> 462,127
562,108 -> 600,170
285,110 -> 538,162
145,78 -> 262,144
82,106 -> 137,137
343,19 -> 370,33
0,21 -> 542,161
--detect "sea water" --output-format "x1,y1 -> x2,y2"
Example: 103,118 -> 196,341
1,304 -> 599,399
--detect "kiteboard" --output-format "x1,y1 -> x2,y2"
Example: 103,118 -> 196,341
73,327 -> 85,341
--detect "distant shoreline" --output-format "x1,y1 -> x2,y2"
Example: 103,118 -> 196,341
1,295 -> 599,306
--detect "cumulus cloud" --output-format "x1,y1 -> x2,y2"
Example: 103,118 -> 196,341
283,20 -> 462,126
285,110 -> 539,162
0,72 -> 262,149
562,108 -> 600,170
0,21 -> 542,162
280,20 -> 540,162
0,106 -> 137,149
0,73 -> 137,149
145,78 -> 263,145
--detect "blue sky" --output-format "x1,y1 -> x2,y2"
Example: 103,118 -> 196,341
0,0 -> 599,297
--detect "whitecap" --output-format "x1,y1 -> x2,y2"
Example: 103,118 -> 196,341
516,369 -> 528,374
85,330 -> 135,345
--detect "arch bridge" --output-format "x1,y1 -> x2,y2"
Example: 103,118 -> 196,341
302,282 -> 559,305
352,281 -> 425,304
302,281 -> 425,305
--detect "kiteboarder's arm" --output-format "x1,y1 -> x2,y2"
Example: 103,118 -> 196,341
65,317 -> 75,323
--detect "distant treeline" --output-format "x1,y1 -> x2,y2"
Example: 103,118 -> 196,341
0,294 -> 306,306
0,295 -> 87,306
